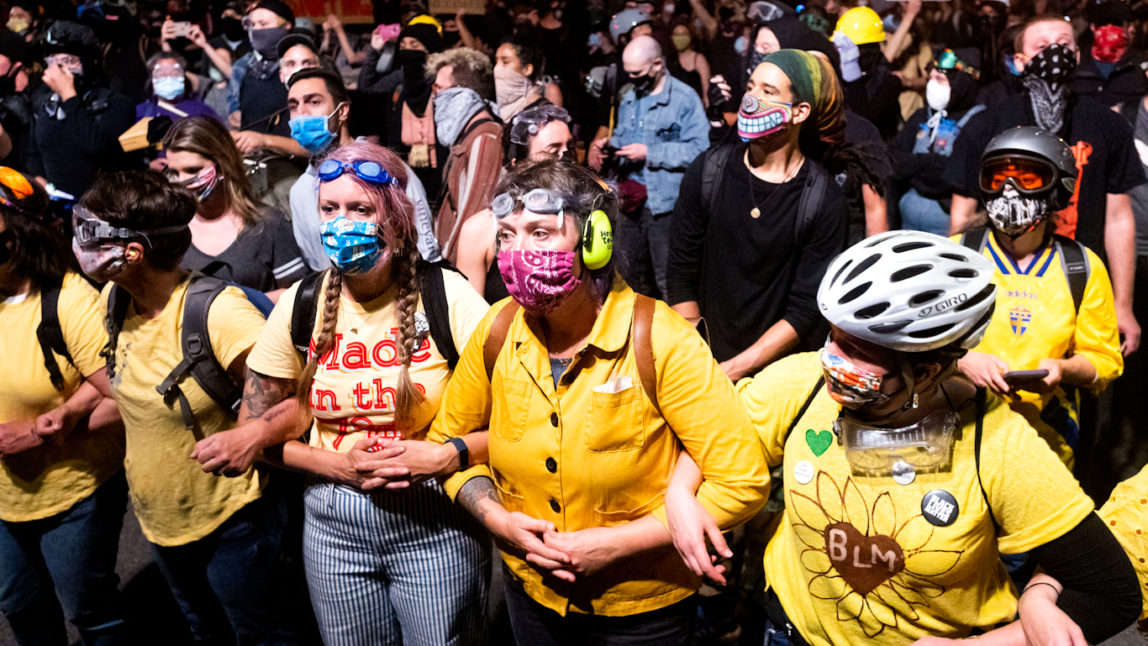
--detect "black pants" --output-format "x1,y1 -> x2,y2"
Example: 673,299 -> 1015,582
502,565 -> 695,646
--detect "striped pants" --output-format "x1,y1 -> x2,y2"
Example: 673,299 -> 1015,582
302,479 -> 491,646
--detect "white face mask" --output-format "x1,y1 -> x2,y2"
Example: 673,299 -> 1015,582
925,79 -> 951,111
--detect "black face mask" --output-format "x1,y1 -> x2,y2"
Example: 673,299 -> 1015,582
221,17 -> 245,42
631,67 -> 659,95
442,29 -> 461,48
249,26 -> 288,60
395,48 -> 427,71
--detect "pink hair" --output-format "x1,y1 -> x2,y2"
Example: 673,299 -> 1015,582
319,141 -> 417,252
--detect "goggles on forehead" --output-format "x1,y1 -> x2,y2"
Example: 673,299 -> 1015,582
979,155 -> 1057,196
491,188 -> 567,228
317,159 -> 398,186
821,346 -> 890,406
72,205 -> 188,248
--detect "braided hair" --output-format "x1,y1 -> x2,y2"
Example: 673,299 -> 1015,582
295,141 -> 426,431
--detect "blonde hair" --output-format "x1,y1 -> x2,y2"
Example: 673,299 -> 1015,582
294,142 -> 426,431
425,47 -> 494,98
162,116 -> 264,229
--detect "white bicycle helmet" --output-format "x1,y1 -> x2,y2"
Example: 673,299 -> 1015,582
818,231 -> 997,353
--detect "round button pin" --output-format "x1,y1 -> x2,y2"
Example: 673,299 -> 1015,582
921,490 -> 959,527
892,460 -> 915,486
793,460 -> 814,485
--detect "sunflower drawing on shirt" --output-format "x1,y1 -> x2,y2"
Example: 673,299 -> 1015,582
790,471 -> 964,638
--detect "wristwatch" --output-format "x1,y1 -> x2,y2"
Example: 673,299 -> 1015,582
447,437 -> 469,471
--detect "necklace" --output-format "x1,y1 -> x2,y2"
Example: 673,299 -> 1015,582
746,151 -> 803,219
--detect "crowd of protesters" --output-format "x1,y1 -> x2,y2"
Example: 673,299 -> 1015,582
3,0 -> 1148,645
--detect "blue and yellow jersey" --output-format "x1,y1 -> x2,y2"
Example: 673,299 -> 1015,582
955,231 -> 1123,467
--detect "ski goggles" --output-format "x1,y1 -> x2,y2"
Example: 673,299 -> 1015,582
72,205 -> 187,248
0,167 -> 37,216
979,155 -> 1058,197
317,159 -> 398,186
491,188 -> 567,227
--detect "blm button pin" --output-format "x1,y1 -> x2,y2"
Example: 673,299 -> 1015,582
921,490 -> 959,527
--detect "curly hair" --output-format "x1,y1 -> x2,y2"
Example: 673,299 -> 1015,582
425,47 -> 494,99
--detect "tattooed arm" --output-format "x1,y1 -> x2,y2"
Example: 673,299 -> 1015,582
457,476 -> 574,579
191,369 -> 305,477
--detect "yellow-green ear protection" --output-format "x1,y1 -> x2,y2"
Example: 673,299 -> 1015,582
581,209 -> 613,270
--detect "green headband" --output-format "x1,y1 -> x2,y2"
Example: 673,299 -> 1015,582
762,49 -> 822,111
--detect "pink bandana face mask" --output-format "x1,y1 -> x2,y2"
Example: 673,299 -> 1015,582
497,249 -> 582,315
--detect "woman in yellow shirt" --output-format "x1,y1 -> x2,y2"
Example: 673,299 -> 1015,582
669,230 -> 1139,645
225,141 -> 493,646
73,170 -> 287,646
956,126 -> 1122,468
426,159 -> 769,644
0,168 -> 126,645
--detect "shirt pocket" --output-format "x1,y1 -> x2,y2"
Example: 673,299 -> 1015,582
491,377 -> 532,443
493,476 -> 527,515
655,121 -> 682,142
582,386 -> 644,453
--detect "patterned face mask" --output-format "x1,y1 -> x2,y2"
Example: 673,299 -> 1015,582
320,216 -> 384,275
985,184 -> 1053,236
737,93 -> 792,141
1022,43 -> 1077,93
497,249 -> 582,315
821,346 -> 890,407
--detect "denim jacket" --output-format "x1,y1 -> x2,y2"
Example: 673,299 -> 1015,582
610,76 -> 709,215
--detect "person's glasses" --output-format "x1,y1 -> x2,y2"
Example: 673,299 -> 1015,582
491,188 -> 567,226
979,156 -> 1057,195
317,160 -> 398,186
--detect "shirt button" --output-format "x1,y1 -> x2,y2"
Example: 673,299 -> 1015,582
549,498 -> 561,513
546,457 -> 557,473
549,412 -> 559,427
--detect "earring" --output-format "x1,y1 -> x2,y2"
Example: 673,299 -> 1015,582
911,393 -> 919,409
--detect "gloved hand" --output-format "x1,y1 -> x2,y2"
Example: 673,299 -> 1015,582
834,33 -> 862,82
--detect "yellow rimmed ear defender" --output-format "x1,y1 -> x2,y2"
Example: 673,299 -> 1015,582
581,209 -> 613,270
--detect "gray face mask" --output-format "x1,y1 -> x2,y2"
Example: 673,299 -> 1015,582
433,87 -> 488,146
985,183 -> 1053,236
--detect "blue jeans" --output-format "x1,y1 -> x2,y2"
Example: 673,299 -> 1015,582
0,471 -> 128,646
899,188 -> 952,237
302,479 -> 491,646
150,492 -> 292,646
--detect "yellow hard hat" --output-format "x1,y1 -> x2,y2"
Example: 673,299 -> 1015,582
407,14 -> 442,34
833,6 -> 885,45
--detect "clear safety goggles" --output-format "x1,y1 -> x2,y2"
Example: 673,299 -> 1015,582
835,409 -> 960,477
72,205 -> 187,249
491,188 -> 567,228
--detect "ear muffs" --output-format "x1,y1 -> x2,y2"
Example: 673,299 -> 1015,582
581,209 -> 613,270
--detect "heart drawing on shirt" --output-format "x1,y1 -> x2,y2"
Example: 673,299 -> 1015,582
824,522 -> 906,596
805,429 -> 833,456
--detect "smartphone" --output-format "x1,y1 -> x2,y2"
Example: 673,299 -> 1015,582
173,21 -> 192,37
588,33 -> 601,48
1002,369 -> 1049,383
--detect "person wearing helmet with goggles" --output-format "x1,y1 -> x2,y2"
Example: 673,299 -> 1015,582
427,159 -> 768,644
956,127 -> 1122,469
666,230 -> 1140,644
0,167 -> 128,646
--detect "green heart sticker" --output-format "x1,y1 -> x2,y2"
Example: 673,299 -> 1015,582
805,429 -> 833,457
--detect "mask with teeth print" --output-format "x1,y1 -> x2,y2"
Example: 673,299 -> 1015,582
737,93 -> 793,141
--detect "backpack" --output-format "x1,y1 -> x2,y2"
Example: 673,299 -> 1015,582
289,261 -> 462,370
480,293 -> 661,409
960,226 -> 1089,313
36,276 -> 77,392
105,273 -> 255,431
699,143 -> 831,248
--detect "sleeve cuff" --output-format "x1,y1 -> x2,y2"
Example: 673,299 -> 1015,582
442,464 -> 493,500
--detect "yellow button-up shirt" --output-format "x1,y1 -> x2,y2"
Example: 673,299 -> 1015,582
428,281 -> 769,617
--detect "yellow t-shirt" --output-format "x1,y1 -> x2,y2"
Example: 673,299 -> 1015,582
738,352 -> 1095,645
0,272 -> 124,522
961,232 -> 1122,467
245,269 -> 489,450
105,278 -> 266,546
1098,464 -> 1148,632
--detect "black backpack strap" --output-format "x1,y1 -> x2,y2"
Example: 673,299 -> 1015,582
155,274 -> 242,430
794,161 -> 829,247
973,387 -> 1000,533
36,276 -> 75,392
290,271 -> 326,361
1053,235 -> 1089,314
417,260 -> 460,371
786,376 -> 825,439
103,284 -> 132,378
700,144 -> 739,209
959,226 -> 989,252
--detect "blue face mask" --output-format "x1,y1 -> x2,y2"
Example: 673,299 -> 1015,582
320,216 -> 383,274
153,76 -> 185,100
1004,54 -> 1022,77
734,35 -> 748,54
289,104 -> 342,155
